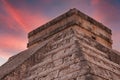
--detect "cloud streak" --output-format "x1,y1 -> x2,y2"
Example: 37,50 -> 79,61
91,0 -> 120,26
1,0 -> 30,32
0,13 -> 21,32
1,0 -> 48,33
0,35 -> 26,51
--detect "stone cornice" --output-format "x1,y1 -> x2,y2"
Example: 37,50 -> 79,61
75,33 -> 120,65
27,20 -> 77,47
28,8 -> 111,38
27,20 -> 112,48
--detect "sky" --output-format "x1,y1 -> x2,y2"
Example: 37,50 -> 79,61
0,0 -> 120,66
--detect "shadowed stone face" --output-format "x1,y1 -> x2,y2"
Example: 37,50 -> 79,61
0,8 -> 120,80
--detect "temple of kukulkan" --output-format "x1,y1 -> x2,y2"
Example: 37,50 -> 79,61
0,8 -> 120,80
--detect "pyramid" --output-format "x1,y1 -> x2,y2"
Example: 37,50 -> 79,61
0,8 -> 120,80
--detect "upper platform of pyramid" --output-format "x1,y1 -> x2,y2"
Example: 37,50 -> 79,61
27,8 -> 112,48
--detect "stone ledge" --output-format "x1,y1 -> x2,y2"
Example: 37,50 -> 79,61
27,20 -> 77,47
28,9 -> 75,38
28,8 -> 111,38
77,11 -> 111,34
28,20 -> 112,48
75,33 -> 120,65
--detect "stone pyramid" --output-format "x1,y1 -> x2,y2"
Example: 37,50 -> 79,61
0,8 -> 120,80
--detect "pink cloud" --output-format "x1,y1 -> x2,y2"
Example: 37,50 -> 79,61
91,0 -> 100,5
1,0 -> 29,32
91,0 -> 120,25
0,34 -> 26,52
1,0 -> 48,33
0,13 -> 21,31
18,10 -> 48,31
0,34 -> 27,60
91,0 -> 107,22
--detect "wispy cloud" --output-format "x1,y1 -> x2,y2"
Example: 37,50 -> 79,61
0,0 -> 48,62
0,35 -> 26,51
91,0 -> 120,25
1,0 -> 48,32
1,0 -> 29,32
0,13 -> 21,31
91,0 -> 100,5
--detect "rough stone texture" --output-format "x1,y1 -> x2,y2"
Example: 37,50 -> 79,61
27,8 -> 112,48
0,8 -> 120,80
